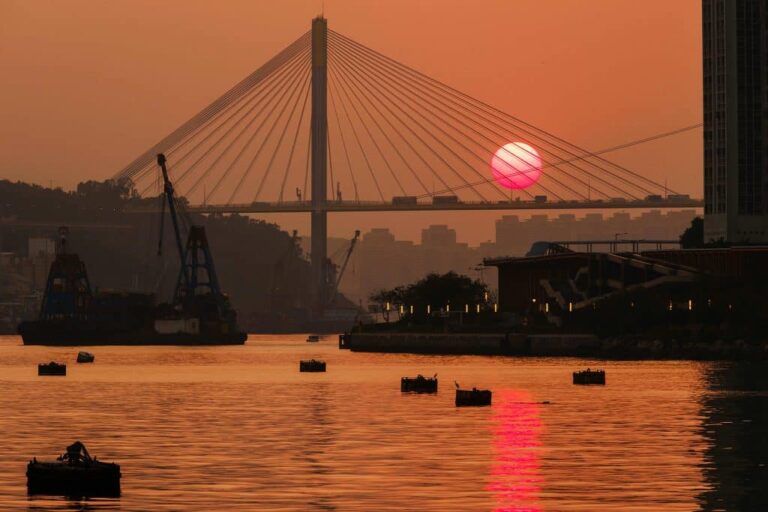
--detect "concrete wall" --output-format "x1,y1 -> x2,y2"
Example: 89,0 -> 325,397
346,332 -> 599,356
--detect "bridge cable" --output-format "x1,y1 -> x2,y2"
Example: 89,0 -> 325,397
115,31 -> 310,180
325,122 -> 341,200
330,30 -> 667,198
151,35 -> 309,179
331,32 -> 627,200
413,124 -> 702,199
193,56 -> 306,203
328,60 -> 402,197
223,58 -> 308,204
251,73 -> 312,203
332,38 -> 493,201
327,122 -> 336,201
332,34 -> 511,200
330,49 -> 451,197
238,62 -> 312,203
328,74 -> 360,201
190,53 -> 311,202
330,31 -> 673,196
159,38 -> 310,188
302,127 -> 311,201
326,62 -> 386,202
333,37 -> 516,201
168,44 -> 309,196
137,43 -> 310,198
278,75 -> 311,202
328,48 -> 431,197
334,36 -> 541,201
328,60 -> 407,196
333,35 -> 611,200
331,33 -> 593,200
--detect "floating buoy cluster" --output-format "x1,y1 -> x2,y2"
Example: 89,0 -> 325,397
29,343 -> 607,499
400,373 -> 493,407
37,352 -> 97,377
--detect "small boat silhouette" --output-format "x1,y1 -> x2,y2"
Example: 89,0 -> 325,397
76,351 -> 95,363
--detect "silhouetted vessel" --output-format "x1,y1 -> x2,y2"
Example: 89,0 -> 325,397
401,374 -> 438,393
573,369 -> 606,385
27,442 -> 120,497
19,155 -> 247,346
38,362 -> 66,376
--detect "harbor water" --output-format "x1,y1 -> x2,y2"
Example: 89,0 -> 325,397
0,335 -> 765,511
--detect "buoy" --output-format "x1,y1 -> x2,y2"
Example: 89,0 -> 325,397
299,359 -> 326,372
455,388 -> 492,407
401,374 -> 438,393
38,362 -> 66,376
573,369 -> 606,385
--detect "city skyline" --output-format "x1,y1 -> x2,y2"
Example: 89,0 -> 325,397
313,208 -> 697,303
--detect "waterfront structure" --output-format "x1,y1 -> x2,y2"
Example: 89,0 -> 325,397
484,245 -> 768,336
703,0 -> 768,242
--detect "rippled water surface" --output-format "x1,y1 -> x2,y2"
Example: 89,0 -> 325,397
0,335 -> 766,511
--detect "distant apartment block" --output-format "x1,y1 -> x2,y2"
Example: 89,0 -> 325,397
495,210 -> 697,257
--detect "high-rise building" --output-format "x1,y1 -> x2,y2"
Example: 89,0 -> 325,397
703,0 -> 768,243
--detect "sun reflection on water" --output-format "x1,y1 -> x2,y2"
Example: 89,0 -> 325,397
486,390 -> 543,512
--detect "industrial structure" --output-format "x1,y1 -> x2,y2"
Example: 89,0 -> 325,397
18,155 -> 247,345
703,0 -> 768,243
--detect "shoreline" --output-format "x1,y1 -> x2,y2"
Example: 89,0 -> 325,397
340,332 -> 768,360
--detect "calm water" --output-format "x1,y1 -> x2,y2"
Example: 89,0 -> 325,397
0,335 -> 765,511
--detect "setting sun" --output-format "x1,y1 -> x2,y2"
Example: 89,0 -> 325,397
491,142 -> 542,190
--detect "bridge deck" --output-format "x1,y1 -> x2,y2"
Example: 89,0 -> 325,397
130,198 -> 703,214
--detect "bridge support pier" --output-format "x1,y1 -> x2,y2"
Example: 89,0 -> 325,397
310,16 -> 328,315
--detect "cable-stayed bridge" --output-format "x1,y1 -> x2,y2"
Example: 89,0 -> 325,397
114,17 -> 702,311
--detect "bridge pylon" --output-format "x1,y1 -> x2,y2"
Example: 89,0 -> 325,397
310,16 -> 329,314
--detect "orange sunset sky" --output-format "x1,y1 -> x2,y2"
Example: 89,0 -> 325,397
1,0 -> 702,244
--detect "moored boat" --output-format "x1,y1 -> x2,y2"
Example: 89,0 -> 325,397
27,442 -> 121,497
